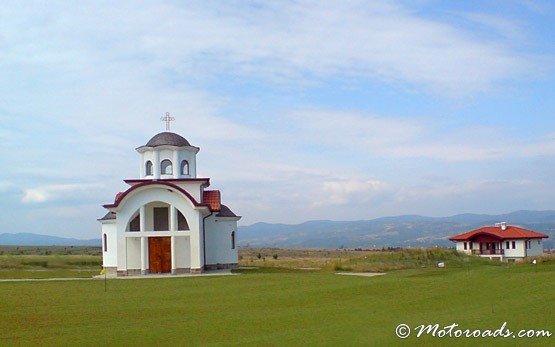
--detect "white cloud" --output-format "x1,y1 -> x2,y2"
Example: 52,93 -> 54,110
0,181 -> 18,197
312,177 -> 390,207
22,184 -> 103,204
22,190 -> 49,204
0,1 -> 544,98
279,110 -> 555,162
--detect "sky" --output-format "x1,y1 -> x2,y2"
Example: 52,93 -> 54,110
1,0 -> 555,239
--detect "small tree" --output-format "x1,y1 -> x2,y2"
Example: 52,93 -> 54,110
273,254 -> 278,260
257,253 -> 262,259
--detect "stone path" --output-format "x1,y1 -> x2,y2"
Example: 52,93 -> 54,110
0,277 -> 94,283
335,272 -> 386,277
0,269 -> 235,283
97,269 -> 236,280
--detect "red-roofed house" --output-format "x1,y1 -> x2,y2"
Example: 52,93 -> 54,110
449,222 -> 548,261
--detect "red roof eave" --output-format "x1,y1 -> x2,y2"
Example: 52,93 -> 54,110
449,226 -> 549,241
102,181 -> 211,210
124,178 -> 210,186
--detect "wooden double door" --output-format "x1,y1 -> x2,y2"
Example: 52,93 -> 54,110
148,237 -> 171,273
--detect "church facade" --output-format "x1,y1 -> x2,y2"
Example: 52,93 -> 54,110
99,130 -> 240,276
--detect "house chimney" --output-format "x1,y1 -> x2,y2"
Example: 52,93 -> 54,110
495,222 -> 507,230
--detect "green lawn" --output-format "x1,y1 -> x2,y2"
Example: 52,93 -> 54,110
0,263 -> 553,346
0,269 -> 98,279
0,254 -> 101,279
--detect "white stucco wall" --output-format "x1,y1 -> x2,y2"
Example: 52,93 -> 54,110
126,237 -> 141,270
175,236 -> 191,268
455,241 -> 473,254
140,147 -> 198,179
113,185 -> 208,271
503,240 -> 525,258
173,181 -> 204,202
527,239 -> 544,257
101,222 -> 117,266
204,215 -> 238,265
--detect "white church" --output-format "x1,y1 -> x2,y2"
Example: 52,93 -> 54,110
99,116 -> 240,276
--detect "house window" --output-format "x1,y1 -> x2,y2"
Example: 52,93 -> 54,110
506,241 -> 509,249
526,240 -> 531,249
512,241 -> 516,249
177,210 -> 189,230
161,159 -> 173,175
153,207 -> 169,231
181,160 -> 189,175
463,242 -> 467,250
231,231 -> 235,249
103,234 -> 107,252
129,215 -> 140,232
468,242 -> 472,250
145,161 -> 153,176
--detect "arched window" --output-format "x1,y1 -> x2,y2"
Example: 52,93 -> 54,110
145,161 -> 153,176
161,159 -> 173,175
177,210 -> 189,230
129,215 -> 140,232
181,160 -> 189,175
103,234 -> 108,252
231,231 -> 235,249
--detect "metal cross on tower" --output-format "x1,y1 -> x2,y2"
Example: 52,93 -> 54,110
160,112 -> 175,131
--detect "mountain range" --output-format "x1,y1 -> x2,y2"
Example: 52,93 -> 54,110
1,210 -> 553,249
237,210 -> 555,249
0,233 -> 101,246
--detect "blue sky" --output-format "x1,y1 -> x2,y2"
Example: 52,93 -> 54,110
1,0 -> 555,239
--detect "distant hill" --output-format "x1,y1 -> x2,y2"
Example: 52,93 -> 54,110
0,233 -> 101,246
238,210 -> 555,249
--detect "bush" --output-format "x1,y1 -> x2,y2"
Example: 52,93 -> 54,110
273,254 -> 278,260
22,260 -> 48,268
332,260 -> 351,271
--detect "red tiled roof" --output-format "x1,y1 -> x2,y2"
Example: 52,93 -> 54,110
449,225 -> 548,241
203,190 -> 221,212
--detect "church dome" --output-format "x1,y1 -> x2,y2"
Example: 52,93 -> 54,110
144,132 -> 191,147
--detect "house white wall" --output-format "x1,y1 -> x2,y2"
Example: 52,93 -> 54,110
174,236 -> 191,269
204,215 -> 238,265
113,185 -> 207,271
503,240 -> 525,258
101,222 -> 117,267
126,237 -> 141,270
140,147 -> 197,179
455,241 -> 473,254
527,239 -> 544,257
173,181 -> 205,202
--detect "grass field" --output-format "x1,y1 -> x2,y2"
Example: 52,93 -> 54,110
239,247 -> 498,272
0,257 -> 553,346
0,251 -> 102,279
